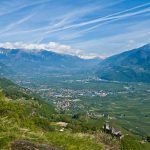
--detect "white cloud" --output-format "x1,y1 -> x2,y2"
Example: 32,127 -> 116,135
0,0 -> 50,16
0,42 -> 101,59
79,53 -> 105,59
0,42 -> 80,54
0,14 -> 34,34
43,2 -> 150,35
75,21 -> 150,57
4,2 -> 148,43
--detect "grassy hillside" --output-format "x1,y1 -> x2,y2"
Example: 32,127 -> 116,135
0,78 -> 104,150
0,77 -> 149,150
0,94 -> 104,150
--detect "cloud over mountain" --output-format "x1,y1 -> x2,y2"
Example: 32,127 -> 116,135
0,42 -> 81,55
0,42 -> 101,59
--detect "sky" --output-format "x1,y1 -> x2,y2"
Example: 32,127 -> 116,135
0,0 -> 150,58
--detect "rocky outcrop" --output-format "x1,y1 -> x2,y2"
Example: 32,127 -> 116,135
11,140 -> 64,150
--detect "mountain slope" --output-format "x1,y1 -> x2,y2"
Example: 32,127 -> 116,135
0,48 -> 101,76
0,77 -> 105,150
0,62 -> 13,77
97,44 -> 150,82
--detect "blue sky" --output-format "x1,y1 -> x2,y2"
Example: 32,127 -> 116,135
0,0 -> 150,58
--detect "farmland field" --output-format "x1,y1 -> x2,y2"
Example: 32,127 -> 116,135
18,75 -> 150,139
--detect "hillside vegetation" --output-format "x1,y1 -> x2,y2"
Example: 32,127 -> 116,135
0,77 -> 149,149
0,78 -> 104,150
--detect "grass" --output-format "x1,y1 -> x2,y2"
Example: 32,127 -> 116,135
46,132 -> 103,150
0,118 -> 103,150
0,91 -> 104,150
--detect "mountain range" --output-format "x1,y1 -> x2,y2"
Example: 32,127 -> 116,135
0,48 -> 101,76
97,44 -> 150,82
0,44 -> 150,82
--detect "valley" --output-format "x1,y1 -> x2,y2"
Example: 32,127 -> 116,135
0,44 -> 150,149
18,76 -> 150,140
0,0 -> 150,149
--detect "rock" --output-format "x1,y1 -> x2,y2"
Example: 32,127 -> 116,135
11,140 -> 64,150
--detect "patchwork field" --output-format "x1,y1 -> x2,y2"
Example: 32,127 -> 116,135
22,76 -> 150,139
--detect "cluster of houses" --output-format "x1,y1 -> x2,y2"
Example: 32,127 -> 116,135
103,122 -> 123,139
54,99 -> 70,111
43,87 -> 109,99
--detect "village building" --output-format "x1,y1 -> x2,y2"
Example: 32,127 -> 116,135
103,123 -> 111,134
111,127 -> 122,139
103,122 -> 123,139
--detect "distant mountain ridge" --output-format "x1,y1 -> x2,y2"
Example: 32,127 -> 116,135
0,48 -> 101,76
97,44 -> 150,82
1,44 -> 150,83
